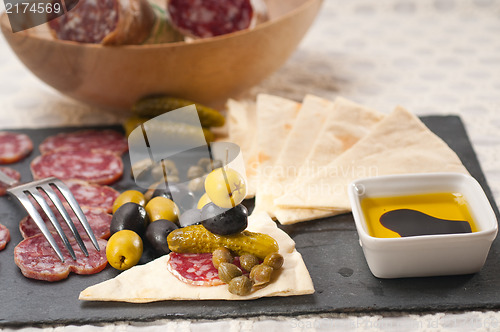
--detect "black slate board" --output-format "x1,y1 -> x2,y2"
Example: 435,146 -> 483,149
0,116 -> 499,327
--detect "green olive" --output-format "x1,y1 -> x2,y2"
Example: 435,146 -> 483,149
212,247 -> 233,269
112,190 -> 146,214
239,254 -> 259,272
228,275 -> 253,296
263,252 -> 284,270
249,264 -> 273,286
145,196 -> 180,223
218,262 -> 242,284
106,230 -> 143,270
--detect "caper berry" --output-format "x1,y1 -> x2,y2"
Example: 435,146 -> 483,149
188,177 -> 205,192
212,247 -> 233,269
263,252 -> 284,270
228,275 -> 252,296
187,165 -> 205,180
249,264 -> 273,286
218,262 -> 242,284
239,254 -> 259,272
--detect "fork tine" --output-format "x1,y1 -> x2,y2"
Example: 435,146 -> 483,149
14,192 -> 66,262
39,184 -> 89,257
53,180 -> 100,252
29,190 -> 77,261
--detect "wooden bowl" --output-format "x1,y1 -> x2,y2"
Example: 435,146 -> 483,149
1,0 -> 322,111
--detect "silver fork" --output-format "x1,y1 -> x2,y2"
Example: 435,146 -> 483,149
0,170 -> 100,262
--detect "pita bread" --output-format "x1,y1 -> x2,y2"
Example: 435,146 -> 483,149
225,99 -> 258,198
275,106 -> 469,211
262,97 -> 385,224
253,95 -> 336,217
79,212 -> 314,302
245,94 -> 301,200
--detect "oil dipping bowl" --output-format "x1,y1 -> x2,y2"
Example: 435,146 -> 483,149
348,172 -> 498,278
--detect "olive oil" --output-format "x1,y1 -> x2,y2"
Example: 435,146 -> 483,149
361,192 -> 477,238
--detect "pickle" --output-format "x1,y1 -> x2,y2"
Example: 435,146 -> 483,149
167,225 -> 279,260
132,96 -> 225,128
123,116 -> 214,142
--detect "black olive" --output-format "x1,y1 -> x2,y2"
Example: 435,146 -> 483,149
145,219 -> 179,255
201,203 -> 248,235
110,202 -> 150,236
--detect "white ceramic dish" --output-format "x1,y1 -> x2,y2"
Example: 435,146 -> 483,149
348,172 -> 498,279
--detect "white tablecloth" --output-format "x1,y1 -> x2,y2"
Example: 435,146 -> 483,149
1,0 -> 500,330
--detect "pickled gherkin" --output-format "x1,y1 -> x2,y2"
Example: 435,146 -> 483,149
167,225 -> 279,260
132,96 -> 225,128
123,116 -> 215,142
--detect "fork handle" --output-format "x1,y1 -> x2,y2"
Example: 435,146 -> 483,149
0,169 -> 18,187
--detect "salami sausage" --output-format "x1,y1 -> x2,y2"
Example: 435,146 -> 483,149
0,223 -> 10,251
60,180 -> 119,213
19,204 -> 112,240
0,132 -> 33,164
0,167 -> 20,196
39,129 -> 128,156
167,0 -> 254,38
14,234 -> 108,281
31,150 -> 123,185
48,0 -> 157,45
167,252 -> 224,286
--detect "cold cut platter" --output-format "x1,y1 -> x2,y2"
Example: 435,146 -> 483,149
0,115 -> 500,327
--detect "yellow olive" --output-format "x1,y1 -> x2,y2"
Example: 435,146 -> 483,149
145,196 -> 180,223
112,190 -> 146,214
197,192 -> 212,209
205,168 -> 246,208
106,230 -> 143,270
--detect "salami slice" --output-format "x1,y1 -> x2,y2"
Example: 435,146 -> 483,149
167,252 -> 224,286
0,166 -> 20,196
39,129 -> 128,156
61,180 -> 119,213
167,0 -> 254,38
20,204 -> 112,240
14,234 -> 107,282
31,150 -> 123,185
48,0 -> 156,45
0,223 -> 10,251
0,132 -> 33,164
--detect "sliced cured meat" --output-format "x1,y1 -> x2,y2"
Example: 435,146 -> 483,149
167,252 -> 224,286
14,234 -> 107,281
0,166 -> 20,196
61,180 -> 119,213
20,204 -> 112,240
48,0 -> 156,45
31,150 -> 123,185
39,129 -> 128,156
167,0 -> 254,38
0,132 -> 33,164
0,223 -> 10,251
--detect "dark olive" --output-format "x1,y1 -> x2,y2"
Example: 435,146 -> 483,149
110,202 -> 150,236
201,203 -> 247,235
212,247 -> 233,269
228,275 -> 253,296
178,208 -> 202,227
239,254 -> 259,272
250,264 -> 273,286
145,219 -> 179,255
167,184 -> 197,212
263,252 -> 284,270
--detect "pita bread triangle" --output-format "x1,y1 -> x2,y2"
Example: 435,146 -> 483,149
244,94 -> 301,198
275,106 -> 469,211
256,97 -> 384,224
79,212 -> 314,302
